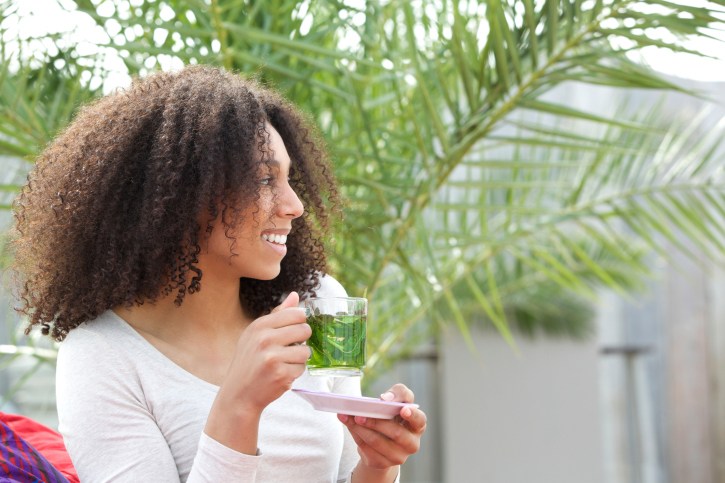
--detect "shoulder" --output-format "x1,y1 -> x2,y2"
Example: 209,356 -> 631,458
56,311 -> 149,415
313,273 -> 349,298
59,311 -> 127,356
57,311 -> 139,378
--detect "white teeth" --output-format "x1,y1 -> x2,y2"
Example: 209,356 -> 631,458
262,233 -> 287,245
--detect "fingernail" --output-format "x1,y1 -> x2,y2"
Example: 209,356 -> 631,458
401,406 -> 412,418
380,391 -> 394,401
354,416 -> 367,425
338,414 -> 348,423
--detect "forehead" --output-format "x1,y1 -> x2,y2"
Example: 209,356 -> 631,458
256,124 -> 291,170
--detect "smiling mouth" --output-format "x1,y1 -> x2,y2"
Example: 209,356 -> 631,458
261,233 -> 287,245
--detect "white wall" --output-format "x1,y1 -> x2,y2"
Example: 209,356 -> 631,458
440,327 -> 604,483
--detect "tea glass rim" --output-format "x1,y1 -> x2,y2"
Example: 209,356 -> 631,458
304,297 -> 367,318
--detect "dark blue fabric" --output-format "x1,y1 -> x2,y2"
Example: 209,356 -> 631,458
0,421 -> 69,483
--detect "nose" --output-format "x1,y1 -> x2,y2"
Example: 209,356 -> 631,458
279,181 -> 304,219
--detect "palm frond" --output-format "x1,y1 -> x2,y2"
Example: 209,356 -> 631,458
0,0 -> 724,381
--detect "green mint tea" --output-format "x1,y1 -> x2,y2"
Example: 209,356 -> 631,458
307,314 -> 366,374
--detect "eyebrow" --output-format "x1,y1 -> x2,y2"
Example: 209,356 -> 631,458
265,158 -> 291,172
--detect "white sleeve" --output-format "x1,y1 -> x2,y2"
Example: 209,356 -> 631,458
56,327 -> 261,482
187,433 -> 260,482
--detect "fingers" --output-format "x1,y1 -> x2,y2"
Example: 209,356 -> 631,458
338,416 -> 413,467
264,308 -> 308,331
257,292 -> 310,334
242,291 -> 311,365
380,383 -> 415,404
349,413 -> 423,454
350,431 -> 398,469
254,321 -> 311,350
280,343 -> 313,364
400,406 -> 427,433
336,384 -> 427,472
268,292 -> 306,327
271,291 -> 300,313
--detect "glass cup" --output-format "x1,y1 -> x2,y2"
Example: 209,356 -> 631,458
304,297 -> 367,377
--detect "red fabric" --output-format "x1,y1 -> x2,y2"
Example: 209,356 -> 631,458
0,412 -> 79,483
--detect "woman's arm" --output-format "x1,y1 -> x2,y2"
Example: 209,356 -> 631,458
203,291 -> 310,455
56,327 -> 186,482
57,324 -> 265,483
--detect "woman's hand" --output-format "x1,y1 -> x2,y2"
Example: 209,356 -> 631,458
221,291 -> 311,412
338,383 -> 427,481
204,291 -> 311,454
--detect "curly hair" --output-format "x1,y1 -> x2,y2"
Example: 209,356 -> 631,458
12,65 -> 339,341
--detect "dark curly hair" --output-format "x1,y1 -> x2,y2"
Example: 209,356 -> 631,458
12,65 -> 339,341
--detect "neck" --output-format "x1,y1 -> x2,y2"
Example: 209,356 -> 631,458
115,273 -> 247,338
113,272 -> 249,387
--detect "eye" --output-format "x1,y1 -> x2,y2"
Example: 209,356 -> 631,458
259,176 -> 274,186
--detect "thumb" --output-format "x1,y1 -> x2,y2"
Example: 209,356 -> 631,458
272,291 -> 300,313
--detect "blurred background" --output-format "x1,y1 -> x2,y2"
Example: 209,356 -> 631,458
1,1 -> 724,482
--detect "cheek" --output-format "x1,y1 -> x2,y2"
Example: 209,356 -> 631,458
229,215 -> 265,246
257,194 -> 276,216
206,229 -> 233,256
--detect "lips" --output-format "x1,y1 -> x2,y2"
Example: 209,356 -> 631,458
261,233 -> 287,245
261,229 -> 290,257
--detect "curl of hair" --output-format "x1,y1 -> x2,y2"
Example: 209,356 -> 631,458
12,66 -> 339,341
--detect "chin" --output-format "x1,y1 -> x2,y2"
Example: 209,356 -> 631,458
255,267 -> 282,281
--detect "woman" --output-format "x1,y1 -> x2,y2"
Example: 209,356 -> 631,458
13,66 -> 426,482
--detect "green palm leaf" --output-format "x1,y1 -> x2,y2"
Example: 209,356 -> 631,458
0,0 -> 724,380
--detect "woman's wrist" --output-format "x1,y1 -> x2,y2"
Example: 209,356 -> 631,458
204,392 -> 262,456
351,463 -> 399,483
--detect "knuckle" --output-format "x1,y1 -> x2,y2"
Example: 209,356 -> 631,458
257,333 -> 274,350
359,429 -> 379,446
390,424 -> 405,441
261,351 -> 279,368
405,438 -> 420,454
271,365 -> 287,383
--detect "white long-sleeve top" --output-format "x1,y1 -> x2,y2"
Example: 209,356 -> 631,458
56,275 -> 362,482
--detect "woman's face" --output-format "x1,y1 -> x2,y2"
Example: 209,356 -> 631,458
199,123 -> 305,283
